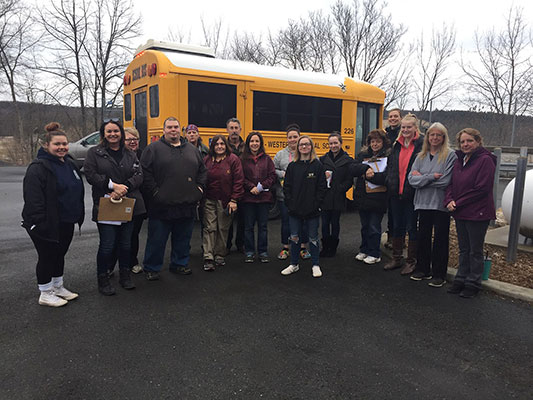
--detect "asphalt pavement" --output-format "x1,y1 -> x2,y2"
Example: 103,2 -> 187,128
1,167 -> 532,399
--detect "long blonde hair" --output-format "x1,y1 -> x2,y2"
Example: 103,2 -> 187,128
294,135 -> 318,161
418,122 -> 452,163
397,113 -> 420,142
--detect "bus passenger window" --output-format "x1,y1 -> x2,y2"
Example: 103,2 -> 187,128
253,91 -> 341,133
188,81 -> 236,128
149,85 -> 159,118
124,94 -> 132,121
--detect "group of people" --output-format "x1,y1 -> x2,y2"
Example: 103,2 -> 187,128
22,111 -> 496,307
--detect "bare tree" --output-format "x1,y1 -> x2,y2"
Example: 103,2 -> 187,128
331,0 -> 406,82
200,17 -> 230,58
0,0 -> 40,162
379,52 -> 412,110
306,11 -> 339,73
167,26 -> 192,44
277,19 -> 311,70
37,0 -> 92,136
85,0 -> 141,128
461,6 -> 533,116
230,31 -> 268,64
414,23 -> 456,111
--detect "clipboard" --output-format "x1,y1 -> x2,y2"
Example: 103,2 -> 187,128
97,197 -> 136,222
363,157 -> 387,193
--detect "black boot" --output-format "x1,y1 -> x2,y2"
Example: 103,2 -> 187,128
98,273 -> 116,296
328,238 -> 340,257
320,237 -> 331,257
119,268 -> 136,290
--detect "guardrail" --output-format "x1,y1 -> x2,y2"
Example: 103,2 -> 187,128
499,162 -> 533,179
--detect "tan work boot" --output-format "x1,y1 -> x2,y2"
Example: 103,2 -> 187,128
384,236 -> 404,270
400,240 -> 418,275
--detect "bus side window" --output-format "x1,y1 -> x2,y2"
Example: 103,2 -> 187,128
253,91 -> 341,133
149,85 -> 159,118
124,94 -> 132,121
188,81 -> 236,127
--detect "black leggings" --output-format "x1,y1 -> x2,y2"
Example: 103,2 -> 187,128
29,223 -> 74,285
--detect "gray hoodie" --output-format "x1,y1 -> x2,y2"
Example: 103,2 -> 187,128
408,149 -> 457,212
273,147 -> 296,201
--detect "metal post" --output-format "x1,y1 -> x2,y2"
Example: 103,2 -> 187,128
507,147 -> 528,262
490,147 -> 502,227
510,102 -> 517,147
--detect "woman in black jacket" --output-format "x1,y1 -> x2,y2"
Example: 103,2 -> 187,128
353,129 -> 390,264
281,135 -> 327,278
319,133 -> 354,257
384,114 -> 424,275
22,122 -> 84,307
84,119 -> 144,295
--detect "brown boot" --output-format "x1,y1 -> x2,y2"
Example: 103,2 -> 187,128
384,236 -> 404,270
384,231 -> 393,249
400,240 -> 418,275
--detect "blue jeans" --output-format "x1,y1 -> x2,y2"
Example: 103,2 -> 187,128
289,215 -> 319,265
279,200 -> 309,246
97,222 -> 134,275
359,210 -> 384,258
390,197 -> 418,240
242,202 -> 269,255
321,210 -> 341,239
143,217 -> 195,272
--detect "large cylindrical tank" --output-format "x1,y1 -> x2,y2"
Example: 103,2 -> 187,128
501,169 -> 533,238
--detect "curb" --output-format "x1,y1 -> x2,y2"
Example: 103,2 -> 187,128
380,236 -> 533,303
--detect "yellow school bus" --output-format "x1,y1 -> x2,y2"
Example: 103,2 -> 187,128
122,40 -> 385,160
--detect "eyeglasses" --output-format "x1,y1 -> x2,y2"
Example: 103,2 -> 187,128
103,118 -> 120,124
298,143 -> 311,147
125,138 -> 139,142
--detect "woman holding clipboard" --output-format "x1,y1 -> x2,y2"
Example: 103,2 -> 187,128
84,119 -> 144,295
353,129 -> 390,264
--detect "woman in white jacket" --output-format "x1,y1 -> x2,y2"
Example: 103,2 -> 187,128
408,122 -> 457,287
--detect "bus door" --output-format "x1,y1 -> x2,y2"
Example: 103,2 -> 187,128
355,102 -> 381,152
134,88 -> 148,149
179,75 -> 247,146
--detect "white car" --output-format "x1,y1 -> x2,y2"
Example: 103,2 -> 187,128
68,131 -> 100,169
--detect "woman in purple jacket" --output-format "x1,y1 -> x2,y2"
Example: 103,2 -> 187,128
240,132 -> 277,263
444,128 -> 496,298
202,135 -> 244,271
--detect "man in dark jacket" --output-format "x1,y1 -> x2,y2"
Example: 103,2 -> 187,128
225,117 -> 245,253
140,117 -> 207,280
385,108 -> 401,147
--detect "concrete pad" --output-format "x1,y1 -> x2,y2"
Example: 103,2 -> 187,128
485,225 -> 533,253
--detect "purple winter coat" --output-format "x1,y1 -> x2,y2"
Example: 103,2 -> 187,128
444,146 -> 496,221
241,152 -> 276,203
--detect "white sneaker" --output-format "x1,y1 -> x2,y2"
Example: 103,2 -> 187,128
53,285 -> 79,301
363,256 -> 381,264
312,265 -> 322,278
131,264 -> 143,274
281,264 -> 299,275
39,290 -> 68,307
355,252 -> 367,261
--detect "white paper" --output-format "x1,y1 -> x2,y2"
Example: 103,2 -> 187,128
362,158 -> 387,189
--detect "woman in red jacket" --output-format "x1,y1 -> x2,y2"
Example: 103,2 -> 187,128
445,128 -> 496,298
202,135 -> 244,271
240,132 -> 277,263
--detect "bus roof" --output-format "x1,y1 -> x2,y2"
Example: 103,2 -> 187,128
162,50 -> 369,90
135,40 -> 215,58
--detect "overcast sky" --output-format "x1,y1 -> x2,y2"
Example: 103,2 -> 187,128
136,0 -> 533,50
